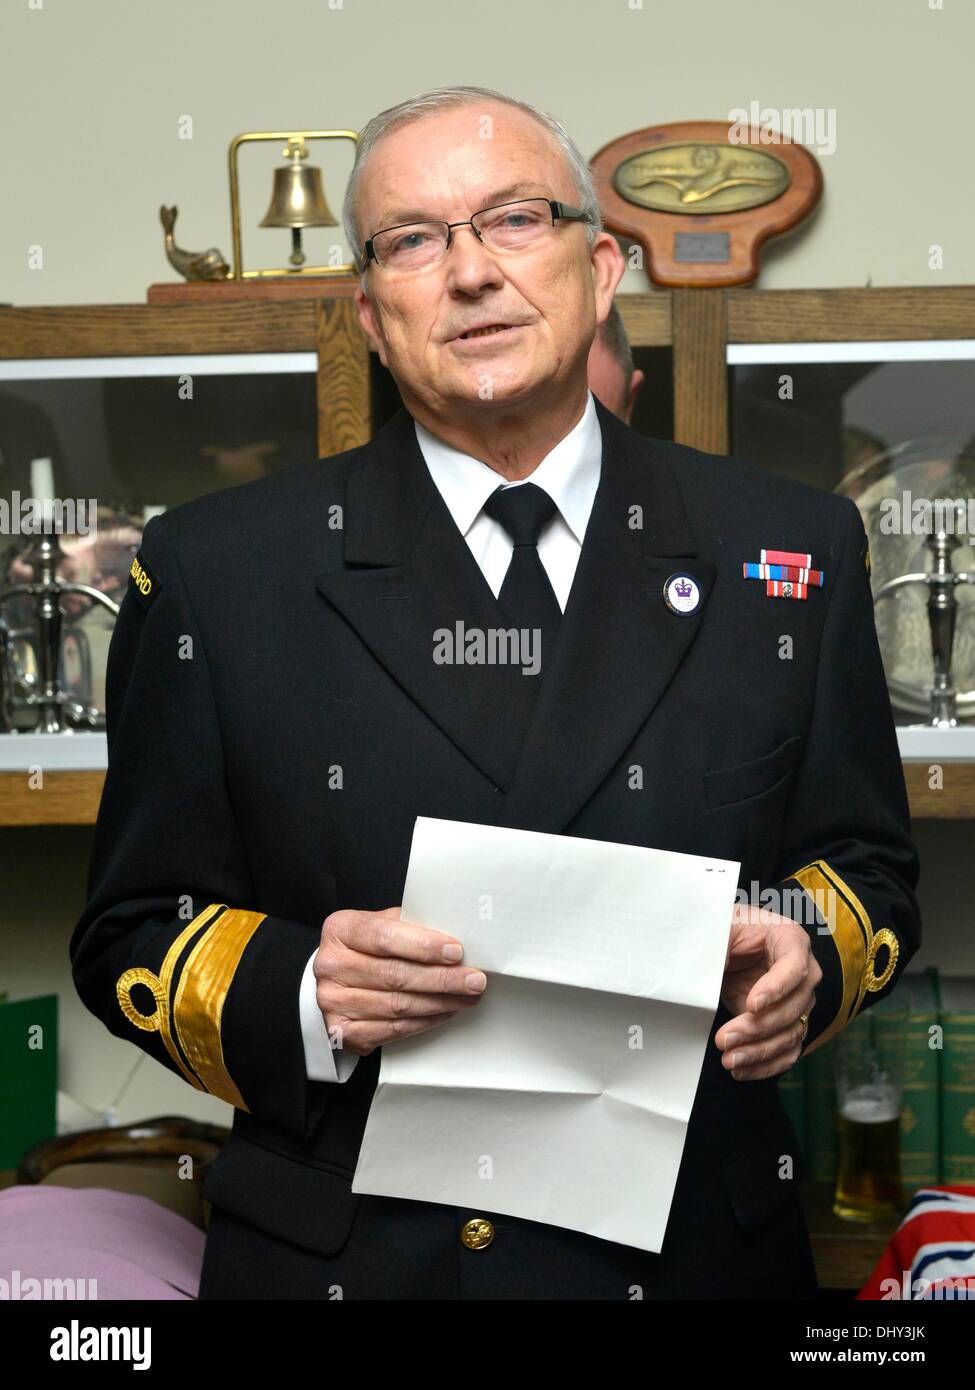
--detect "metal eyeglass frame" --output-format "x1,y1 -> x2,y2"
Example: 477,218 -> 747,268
360,198 -> 590,272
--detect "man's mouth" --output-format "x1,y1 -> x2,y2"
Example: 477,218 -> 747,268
455,323 -> 518,340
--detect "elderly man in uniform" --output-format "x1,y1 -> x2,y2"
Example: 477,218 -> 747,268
71,84 -> 920,1300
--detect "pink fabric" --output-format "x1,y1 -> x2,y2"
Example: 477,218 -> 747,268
0,1185 -> 204,1300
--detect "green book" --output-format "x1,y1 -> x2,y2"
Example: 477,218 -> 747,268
0,994 -> 58,1170
939,976 -> 975,1184
895,969 -> 941,1189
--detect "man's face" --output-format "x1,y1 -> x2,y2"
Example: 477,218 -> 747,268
353,102 -> 624,419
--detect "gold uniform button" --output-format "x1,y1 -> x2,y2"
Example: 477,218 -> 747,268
460,1218 -> 495,1250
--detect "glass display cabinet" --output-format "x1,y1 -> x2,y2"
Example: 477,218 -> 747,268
714,290 -> 975,818
729,339 -> 975,732
2,288 -> 975,822
0,298 -> 366,821
0,351 -> 318,730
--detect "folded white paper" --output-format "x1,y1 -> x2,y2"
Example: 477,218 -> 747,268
351,816 -> 740,1253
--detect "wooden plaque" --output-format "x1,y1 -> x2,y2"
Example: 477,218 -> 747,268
591,120 -> 823,288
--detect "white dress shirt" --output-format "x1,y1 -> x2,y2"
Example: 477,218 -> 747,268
300,390 -> 603,1081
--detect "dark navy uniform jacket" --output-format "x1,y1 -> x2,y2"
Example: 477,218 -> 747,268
70,397 -> 921,1299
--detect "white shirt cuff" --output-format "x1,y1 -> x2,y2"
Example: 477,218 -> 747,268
299,949 -> 359,1083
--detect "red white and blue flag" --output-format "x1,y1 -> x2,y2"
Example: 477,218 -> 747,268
858,1186 -> 975,1300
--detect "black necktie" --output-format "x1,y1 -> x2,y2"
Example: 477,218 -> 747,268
482,482 -> 562,678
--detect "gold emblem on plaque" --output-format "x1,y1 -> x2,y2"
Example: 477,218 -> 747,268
613,142 -> 790,215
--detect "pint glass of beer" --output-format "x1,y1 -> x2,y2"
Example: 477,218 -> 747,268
831,998 -> 908,1222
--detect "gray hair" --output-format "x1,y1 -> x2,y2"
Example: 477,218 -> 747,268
598,302 -> 634,384
343,84 -> 603,281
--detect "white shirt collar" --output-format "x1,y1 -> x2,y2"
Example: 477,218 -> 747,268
414,390 -> 602,544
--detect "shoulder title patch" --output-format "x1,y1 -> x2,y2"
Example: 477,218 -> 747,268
128,549 -> 160,609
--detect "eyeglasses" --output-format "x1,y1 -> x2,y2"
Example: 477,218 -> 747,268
361,197 -> 590,273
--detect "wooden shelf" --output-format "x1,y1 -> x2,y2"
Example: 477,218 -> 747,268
0,771 -> 105,825
801,1181 -> 901,1292
902,760 -> 975,818
727,285 -> 975,344
4,728 -> 974,824
1,762 -> 973,826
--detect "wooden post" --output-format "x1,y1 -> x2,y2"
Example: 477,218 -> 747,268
315,297 -> 371,457
671,289 -> 728,455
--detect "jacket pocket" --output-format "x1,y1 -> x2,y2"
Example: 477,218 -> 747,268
201,1134 -> 360,1257
721,1110 -> 807,1232
704,734 -> 804,812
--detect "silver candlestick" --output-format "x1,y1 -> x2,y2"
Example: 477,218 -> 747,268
0,527 -> 121,733
873,501 -> 974,728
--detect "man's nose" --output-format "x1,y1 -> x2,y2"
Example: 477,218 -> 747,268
444,224 -> 505,290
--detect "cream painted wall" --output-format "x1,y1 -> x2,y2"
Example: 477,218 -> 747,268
1,0 -> 973,305
1,0 -> 973,1135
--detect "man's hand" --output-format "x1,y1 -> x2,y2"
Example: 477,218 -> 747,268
314,907 -> 486,1058
714,903 -> 821,1081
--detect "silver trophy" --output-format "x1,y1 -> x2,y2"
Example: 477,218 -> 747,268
873,502 -> 973,726
0,526 -> 123,733
837,436 -> 975,726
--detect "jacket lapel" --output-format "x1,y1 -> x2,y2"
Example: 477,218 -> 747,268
315,400 -> 715,826
315,407 -> 537,791
493,400 -> 716,833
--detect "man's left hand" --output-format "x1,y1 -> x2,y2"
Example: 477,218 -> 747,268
714,903 -> 822,1081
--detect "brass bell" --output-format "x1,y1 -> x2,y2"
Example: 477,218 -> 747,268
259,137 -> 337,268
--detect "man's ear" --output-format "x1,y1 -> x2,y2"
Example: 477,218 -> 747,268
354,283 -> 388,367
591,233 -> 626,327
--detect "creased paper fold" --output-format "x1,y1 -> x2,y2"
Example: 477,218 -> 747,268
352,816 -> 739,1253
